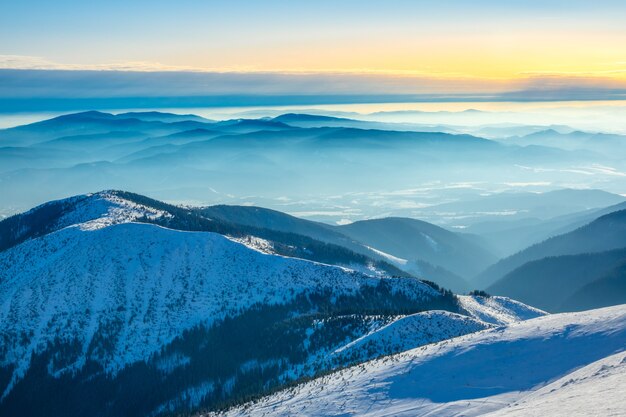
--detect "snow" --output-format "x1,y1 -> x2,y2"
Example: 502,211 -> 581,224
212,304 -> 626,417
0,221 -> 437,397
458,295 -> 546,325
420,232 -> 440,251
486,351 -> 626,417
227,235 -> 276,254
53,191 -> 171,230
365,245 -> 408,266
332,311 -> 492,363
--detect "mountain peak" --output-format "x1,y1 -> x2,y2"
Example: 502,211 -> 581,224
0,190 -> 170,252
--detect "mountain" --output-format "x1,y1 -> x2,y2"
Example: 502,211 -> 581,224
416,189 -> 625,229
560,260 -> 626,312
198,204 -> 353,248
198,206 -> 478,292
2,111 -> 617,219
35,131 -> 149,151
272,113 -> 359,126
466,199 -> 626,257
0,191 -> 408,277
212,118 -> 294,133
115,111 -> 212,123
468,124 -> 574,139
502,129 -> 626,155
271,113 -> 466,134
337,217 -> 497,280
0,191 -> 543,416
487,248 -> 626,312
213,304 -> 626,417
476,208 -> 626,289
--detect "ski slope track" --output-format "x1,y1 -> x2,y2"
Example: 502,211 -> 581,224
213,304 -> 626,417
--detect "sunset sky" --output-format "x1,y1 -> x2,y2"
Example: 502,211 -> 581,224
2,0 -> 626,104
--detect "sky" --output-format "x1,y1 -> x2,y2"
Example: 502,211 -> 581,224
2,0 -> 626,107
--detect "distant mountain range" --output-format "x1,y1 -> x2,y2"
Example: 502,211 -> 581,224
2,110 -> 622,224
500,129 -> 626,156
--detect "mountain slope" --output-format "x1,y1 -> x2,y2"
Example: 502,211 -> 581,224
198,204 -> 356,250
329,311 -> 492,367
486,351 -> 626,417
0,191 -> 408,277
476,208 -> 626,288
487,249 -> 626,312
467,199 -> 626,257
337,217 -> 497,279
421,188 -> 625,229
214,304 -> 626,417
560,260 -> 626,312
198,206 -> 473,292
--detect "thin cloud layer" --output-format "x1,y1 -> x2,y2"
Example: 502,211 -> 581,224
2,62 -> 626,111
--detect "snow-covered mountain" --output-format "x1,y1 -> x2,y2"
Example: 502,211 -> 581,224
0,191 -> 545,416
213,304 -> 626,417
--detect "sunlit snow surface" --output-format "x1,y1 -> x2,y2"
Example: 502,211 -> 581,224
212,305 -> 626,417
458,295 -> 546,325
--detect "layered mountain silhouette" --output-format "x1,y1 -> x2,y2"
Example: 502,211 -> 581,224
483,210 -> 626,311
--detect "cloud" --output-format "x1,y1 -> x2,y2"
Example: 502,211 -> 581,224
0,55 -> 201,72
515,164 -> 626,177
2,56 -> 626,111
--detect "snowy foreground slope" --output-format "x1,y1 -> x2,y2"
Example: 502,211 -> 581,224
212,304 -> 626,417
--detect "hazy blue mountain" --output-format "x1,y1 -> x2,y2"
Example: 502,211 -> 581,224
467,199 -> 626,257
199,204 -> 350,245
487,248 -> 626,312
337,217 -> 497,279
271,113 -> 460,133
1,111 -> 622,222
273,113 -> 360,126
468,124 -> 574,139
477,209 -> 626,289
402,260 -> 471,293
560,261 -> 626,311
115,111 -> 212,123
0,145 -> 89,173
501,129 -> 626,155
0,111 -> 213,146
211,118 -> 294,133
422,189 -> 625,226
33,130 -> 149,151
